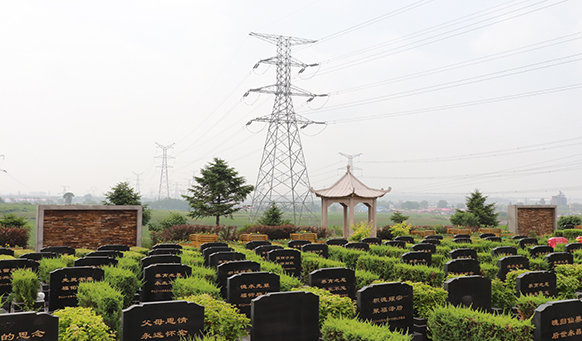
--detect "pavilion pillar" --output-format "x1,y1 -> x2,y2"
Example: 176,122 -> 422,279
348,197 -> 355,236
370,200 -> 377,237
321,198 -> 329,229
342,203 -> 348,238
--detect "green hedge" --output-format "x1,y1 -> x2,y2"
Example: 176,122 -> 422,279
405,281 -> 447,319
302,253 -> 346,280
172,276 -> 221,300
515,294 -> 556,320
369,245 -> 407,258
391,263 -> 445,287
39,257 -> 68,283
321,316 -> 411,341
54,307 -> 116,341
355,254 -> 398,280
103,265 -> 141,308
329,246 -> 366,269
77,281 -> 123,336
355,269 -> 380,290
561,229 -> 582,240
292,286 -> 355,327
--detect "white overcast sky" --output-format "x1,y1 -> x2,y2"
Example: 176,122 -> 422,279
1,0 -> 581,203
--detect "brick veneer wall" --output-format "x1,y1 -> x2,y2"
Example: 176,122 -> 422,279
36,205 -> 142,251
508,205 -> 556,236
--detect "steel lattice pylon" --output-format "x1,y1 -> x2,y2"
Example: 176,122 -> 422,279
246,33 -> 326,225
155,142 -> 174,201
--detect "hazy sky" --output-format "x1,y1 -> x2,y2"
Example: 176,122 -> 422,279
1,0 -> 581,203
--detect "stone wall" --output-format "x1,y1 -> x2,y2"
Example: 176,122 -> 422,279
36,205 -> 142,251
508,205 -> 556,236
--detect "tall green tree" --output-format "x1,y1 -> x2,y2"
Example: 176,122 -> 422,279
257,202 -> 291,226
390,210 -> 409,224
182,158 -> 254,226
102,181 -> 151,225
63,192 -> 75,205
464,189 -> 498,227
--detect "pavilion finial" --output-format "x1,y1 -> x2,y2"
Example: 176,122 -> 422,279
346,164 -> 351,172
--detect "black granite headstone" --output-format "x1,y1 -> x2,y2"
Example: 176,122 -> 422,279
226,271 -> 280,318
356,282 -> 413,331
484,236 -> 502,243
512,235 -> 528,240
19,252 -> 57,261
208,251 -> 246,268
153,243 -> 183,250
254,245 -> 283,259
74,256 -> 118,268
308,267 -> 356,299
301,244 -> 329,259
545,252 -> 574,269
444,258 -> 481,276
245,241 -> 271,250
394,236 -> 414,244
148,248 -> 182,256
491,246 -> 517,258
268,249 -> 301,277
516,271 -> 557,297
251,291 -> 319,341
122,300 -> 204,341
565,243 -> 582,253
410,243 -> 436,254
400,252 -> 431,266
518,238 -> 538,249
383,240 -> 406,249
424,235 -> 443,240
0,259 -> 40,296
421,238 -> 440,246
142,264 -> 192,302
497,255 -> 529,281
202,246 -> 233,266
48,266 -> 104,312
453,238 -> 472,244
0,311 -> 58,341
98,244 -> 130,252
40,246 -> 75,255
217,260 -> 261,298
529,245 -> 554,259
140,255 -> 181,269
0,248 -> 15,256
288,240 -> 311,250
444,275 -> 491,312
325,238 -> 348,246
86,250 -> 123,258
361,237 -> 381,245
479,233 -> 496,239
454,234 -> 471,239
199,242 -> 228,252
344,242 -> 369,251
449,248 -> 477,260
533,299 -> 582,341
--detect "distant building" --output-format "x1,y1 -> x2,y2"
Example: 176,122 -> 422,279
551,191 -> 567,206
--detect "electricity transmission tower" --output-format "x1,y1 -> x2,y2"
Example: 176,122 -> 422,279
246,32 -> 327,225
155,143 -> 174,201
133,172 -> 143,194
339,152 -> 362,171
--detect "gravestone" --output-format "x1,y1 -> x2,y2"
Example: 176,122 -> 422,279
217,260 -> 261,298
199,242 -> 228,251
74,256 -> 118,268
153,243 -> 183,250
141,255 -> 181,269
0,248 -> 15,256
208,251 -> 246,268
0,311 -> 58,341
512,235 -> 528,240
497,255 -> 529,281
301,244 -> 329,259
484,236 -> 502,243
529,245 -> 554,259
565,243 -> 582,253
545,252 -> 574,269
491,246 -> 517,258
453,238 -> 472,244
142,264 -> 192,302
48,266 -> 104,311
325,238 -> 348,246
202,246 -> 233,266
356,282 -> 413,331
148,248 -> 182,256
0,259 -> 40,296
400,251 -> 431,266
268,249 -> 301,277
518,237 -> 538,249
516,271 -> 557,297
40,246 -> 75,255
383,240 -> 406,249
394,236 -> 414,244
444,275 -> 491,312
122,300 -> 204,341
444,258 -> 481,276
454,234 -> 471,239
480,233 -> 496,239
98,244 -> 130,252
344,242 -> 369,251
309,267 -> 356,299
421,238 -> 440,246
245,240 -> 271,250
361,237 -> 381,245
288,240 -> 311,250
19,252 -> 57,261
424,235 -> 443,240
251,291 -> 319,341
254,245 -> 283,259
226,271 -> 280,318
533,299 -> 582,341
449,248 -> 477,260
410,243 -> 436,254
86,250 -> 123,258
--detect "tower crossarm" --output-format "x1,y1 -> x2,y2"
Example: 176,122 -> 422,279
249,32 -> 316,46
245,85 -> 327,99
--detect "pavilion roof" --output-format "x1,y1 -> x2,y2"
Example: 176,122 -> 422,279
310,165 -> 391,199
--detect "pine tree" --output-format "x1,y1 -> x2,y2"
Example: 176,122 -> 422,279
256,202 -> 291,226
465,189 -> 499,227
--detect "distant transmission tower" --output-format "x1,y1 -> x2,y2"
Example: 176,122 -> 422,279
155,143 -> 175,201
339,152 -> 362,171
246,32 -> 327,225
133,172 -> 143,194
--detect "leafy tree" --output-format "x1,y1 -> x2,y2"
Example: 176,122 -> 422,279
557,215 -> 582,230
401,201 -> 420,210
0,213 -> 30,229
103,181 -> 151,225
419,200 -> 429,209
256,202 -> 291,226
148,212 -> 189,232
437,200 -> 448,208
464,189 -> 499,227
390,210 -> 409,224
63,192 -> 75,205
182,158 -> 254,226
449,211 -> 480,227
0,197 -> 4,203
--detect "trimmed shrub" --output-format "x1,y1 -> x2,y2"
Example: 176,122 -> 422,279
77,281 -> 123,336
392,263 -> 445,287
121,250 -> 145,261
181,251 -> 205,268
103,266 -> 141,308
515,294 -> 557,320
556,273 -> 578,299
0,254 -> 15,260
0,227 -> 28,247
302,253 -> 345,279
54,306 -> 116,341
560,228 -> 582,239
129,246 -> 149,255
13,249 -> 35,257
355,269 -> 380,290
172,276 -> 221,300
75,248 -> 93,258
328,247 -> 366,269
116,256 -> 141,278
39,257 -> 68,283
191,266 -> 218,283
477,252 -> 493,264
491,278 -> 516,311
405,281 -> 447,319
356,255 -> 398,280
280,273 -> 303,291
480,263 -> 498,280
11,268 -> 40,311
431,254 -> 445,269
529,258 -> 549,271
369,245 -> 407,258
292,286 -> 355,327
61,255 -> 76,267
243,224 -> 330,240
321,316 -> 411,341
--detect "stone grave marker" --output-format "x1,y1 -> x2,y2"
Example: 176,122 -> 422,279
0,259 -> 40,296
480,233 -> 496,239
485,236 -> 502,242
142,264 -> 192,302
344,242 -> 369,251
512,235 -> 528,240
453,234 -> 471,239
48,266 -> 104,312
533,299 -> 582,341
518,237 -> 538,249
410,243 -> 436,254
491,246 -> 517,258
288,240 -> 311,250
424,235 -> 443,240
565,243 -> 582,253
202,246 -> 232,263
268,249 -> 301,277
226,271 -> 280,318
74,256 -> 118,268
401,251 -> 431,266
516,271 -> 557,297
245,240 -> 271,250
453,238 -> 472,244
356,282 -> 413,331
86,250 -> 123,258
254,245 -> 283,259
217,260 -> 261,298
122,300 -> 204,341
148,248 -> 182,256
529,245 -> 554,259
40,246 -> 75,255
153,243 -> 183,250
208,251 -> 246,268
449,248 -> 477,260
19,252 -> 57,261
444,275 -> 491,311
0,311 -> 58,341
421,238 -> 440,246
383,240 -> 406,249
444,258 -> 481,276
0,248 -> 15,256
301,244 -> 329,259
326,238 -> 348,246
141,255 -> 181,269
251,291 -> 319,341
545,252 -> 574,269
98,244 -> 130,252
361,237 -> 381,245
309,267 -> 356,299
497,255 -> 529,281
199,242 -> 228,252
394,236 -> 414,244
